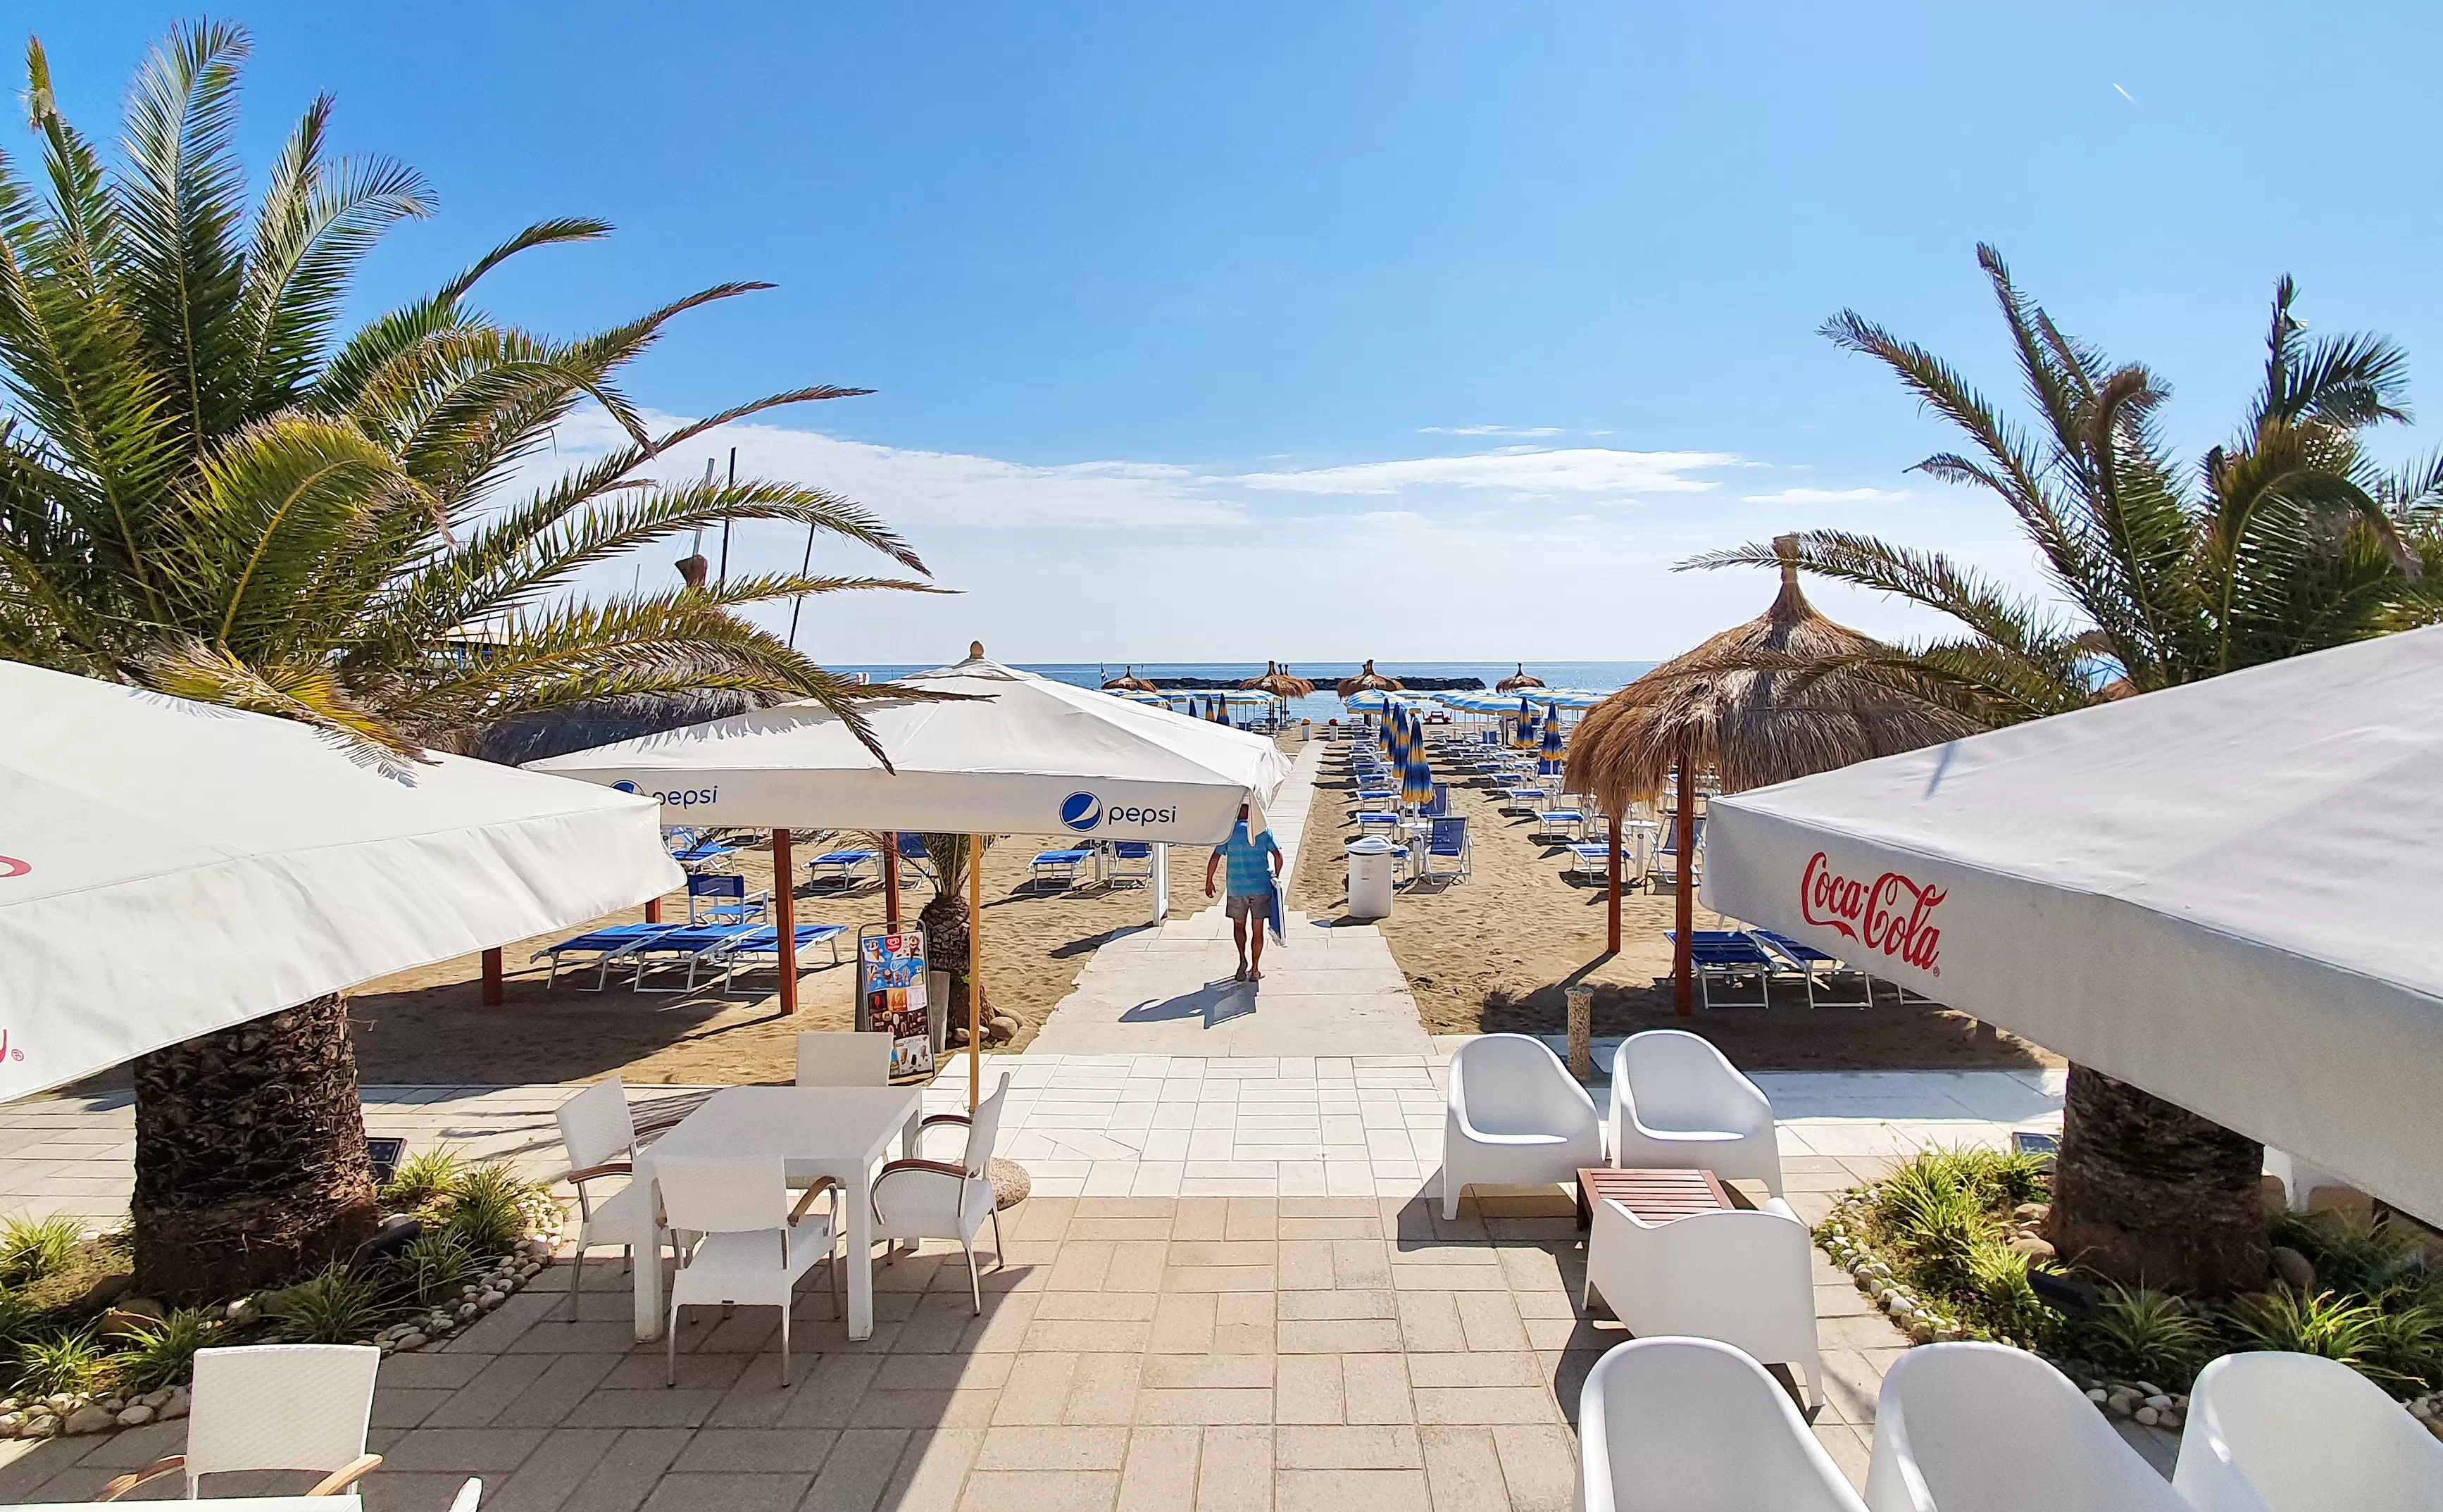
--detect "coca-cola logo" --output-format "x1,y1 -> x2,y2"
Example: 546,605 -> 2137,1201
0,855 -> 26,880
1800,851 -> 1944,975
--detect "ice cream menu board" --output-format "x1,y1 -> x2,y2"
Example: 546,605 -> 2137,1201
858,927 -> 932,1082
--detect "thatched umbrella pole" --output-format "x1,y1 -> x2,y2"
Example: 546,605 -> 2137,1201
1673,754 -> 1695,1016
1605,812 -> 1622,954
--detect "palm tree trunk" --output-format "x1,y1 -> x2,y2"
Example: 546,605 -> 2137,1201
130,992 -> 380,1300
2046,1063 -> 2268,1295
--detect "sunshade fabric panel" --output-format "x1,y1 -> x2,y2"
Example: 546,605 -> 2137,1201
0,664 -> 681,1100
1701,625 -> 2443,1223
528,655 -> 1294,845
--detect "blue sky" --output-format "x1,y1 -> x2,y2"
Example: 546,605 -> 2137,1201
25,3 -> 2443,663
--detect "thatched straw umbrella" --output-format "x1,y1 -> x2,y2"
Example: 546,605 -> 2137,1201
1565,536 -> 1973,1009
1243,661 -> 1316,704
1495,663 -> 1545,692
1335,660 -> 1402,699
1102,666 -> 1159,693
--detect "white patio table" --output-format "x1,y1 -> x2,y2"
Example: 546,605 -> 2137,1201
634,1085 -> 923,1342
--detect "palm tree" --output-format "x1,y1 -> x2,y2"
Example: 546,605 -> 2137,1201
917,834 -> 994,1037
1685,246 -> 2441,1294
1,23 -> 938,1298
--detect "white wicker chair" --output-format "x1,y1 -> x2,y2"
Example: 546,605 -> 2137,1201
96,1344 -> 382,1499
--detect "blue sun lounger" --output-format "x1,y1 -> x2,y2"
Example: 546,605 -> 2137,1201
1104,841 -> 1155,889
1665,930 -> 1775,1011
894,832 -> 936,889
705,923 -> 849,994
666,827 -> 738,871
1028,848 -> 1093,890
1749,930 -> 1873,1010
629,923 -> 763,994
805,849 -> 880,889
1498,786 -> 1548,815
1530,807 -> 1587,841
532,924 -> 680,992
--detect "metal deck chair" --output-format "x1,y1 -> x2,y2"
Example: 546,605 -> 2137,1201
1666,930 -> 1775,1010
1749,930 -> 1872,1010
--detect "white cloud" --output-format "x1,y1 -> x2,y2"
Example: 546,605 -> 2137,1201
1417,424 -> 1564,437
1237,446 -> 1737,496
1739,486 -> 1913,505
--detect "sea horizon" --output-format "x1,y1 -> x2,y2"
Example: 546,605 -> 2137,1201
837,659 -> 1658,723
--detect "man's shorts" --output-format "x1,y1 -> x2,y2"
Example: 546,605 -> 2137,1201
1225,891 -> 1269,920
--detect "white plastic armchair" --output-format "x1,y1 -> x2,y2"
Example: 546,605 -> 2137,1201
1863,1342 -> 2185,1512
1608,1030 -> 1782,1195
657,1154 -> 838,1387
1442,1033 -> 1603,1220
95,1344 -> 382,1500
2174,1350 -> 2443,1511
1583,1197 -> 1823,1411
1581,1336 -> 1866,1512
873,1073 -> 1012,1312
554,1076 -> 680,1323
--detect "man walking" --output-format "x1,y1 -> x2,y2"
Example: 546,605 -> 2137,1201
1205,803 -> 1282,982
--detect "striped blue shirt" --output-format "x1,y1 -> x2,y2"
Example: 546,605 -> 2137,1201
1218,822 -> 1280,896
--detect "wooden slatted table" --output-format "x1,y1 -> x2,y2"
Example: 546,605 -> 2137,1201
1576,1166 -> 1734,1230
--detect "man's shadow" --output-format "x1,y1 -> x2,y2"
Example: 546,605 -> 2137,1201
1118,977 -> 1259,1028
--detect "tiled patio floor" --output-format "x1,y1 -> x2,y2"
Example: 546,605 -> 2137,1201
0,1185 -> 1905,1511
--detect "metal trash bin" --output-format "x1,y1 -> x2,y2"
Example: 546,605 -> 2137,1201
1344,835 -> 1399,920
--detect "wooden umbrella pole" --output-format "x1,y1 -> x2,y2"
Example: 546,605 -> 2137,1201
1673,758 -> 1694,1017
883,832 -> 901,930
480,948 -> 504,1006
1605,811 -> 1622,954
774,828 -> 799,1016
968,833 -> 984,1110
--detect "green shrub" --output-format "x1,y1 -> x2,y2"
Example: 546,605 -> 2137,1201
264,1266 -> 386,1344
1966,1244 -> 2060,1349
380,1149 -> 468,1212
117,1309 -> 218,1394
2083,1285 -> 2213,1382
2230,1288 -> 2380,1364
444,1164 -> 541,1256
14,1329 -> 108,1395
2271,1211 -> 2426,1300
400,1232 -> 481,1308
2361,1301 -> 2443,1395
0,1215 -> 84,1286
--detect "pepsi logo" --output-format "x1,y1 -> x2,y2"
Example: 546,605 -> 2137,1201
1060,792 -> 1101,832
612,782 -> 640,794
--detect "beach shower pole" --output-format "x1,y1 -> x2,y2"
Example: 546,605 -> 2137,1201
1673,755 -> 1695,1016
773,827 -> 799,1016
968,834 -> 985,1110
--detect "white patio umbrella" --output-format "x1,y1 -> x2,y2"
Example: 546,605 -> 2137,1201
0,662 -> 679,1101
531,646 -> 1292,1103
1700,624 -> 2443,1221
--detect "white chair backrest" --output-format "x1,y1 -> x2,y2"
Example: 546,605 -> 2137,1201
2178,1350 -> 2443,1512
1619,1030 -> 1756,1130
796,1031 -> 892,1087
1583,1337 -> 1862,1512
656,1154 -> 791,1237
963,1074 -> 1013,1177
556,1077 -> 637,1172
1864,1342 -> 2185,1512
1611,1204 -> 1812,1335
1454,1034 -> 1588,1136
186,1344 -> 379,1485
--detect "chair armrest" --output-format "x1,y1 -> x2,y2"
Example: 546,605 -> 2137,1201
94,1457 -> 183,1501
632,1113 -> 689,1137
918,1113 -> 973,1130
789,1175 -> 842,1223
879,1158 -> 969,1179
306,1455 -> 384,1496
568,1161 -> 633,1184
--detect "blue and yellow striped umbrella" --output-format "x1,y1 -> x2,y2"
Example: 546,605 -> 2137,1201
1513,695 -> 1536,749
1401,743 -> 1433,811
1216,699 -> 1233,729
1539,704 -> 1563,776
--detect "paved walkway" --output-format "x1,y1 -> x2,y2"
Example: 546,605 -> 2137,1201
1030,744 -> 1433,1058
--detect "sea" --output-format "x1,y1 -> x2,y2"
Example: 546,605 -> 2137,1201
834,661 -> 1658,725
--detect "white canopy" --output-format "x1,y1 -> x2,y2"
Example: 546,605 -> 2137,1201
0,663 -> 679,1100
1701,625 -> 2443,1220
529,652 -> 1293,844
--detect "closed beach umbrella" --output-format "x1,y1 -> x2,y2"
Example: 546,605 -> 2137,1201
1216,700 -> 1235,729
1497,663 -> 1546,693
1564,536 -> 1973,1006
1539,705 -> 1564,775
1401,742 -> 1434,811
0,663 -> 677,1099
1513,696 -> 1537,749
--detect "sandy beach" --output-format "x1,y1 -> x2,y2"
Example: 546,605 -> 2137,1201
1287,725 -> 2060,1071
